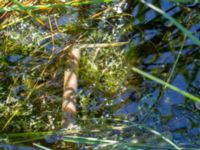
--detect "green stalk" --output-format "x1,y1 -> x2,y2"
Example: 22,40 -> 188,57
0,0 -> 113,13
132,67 -> 200,103
140,0 -> 200,46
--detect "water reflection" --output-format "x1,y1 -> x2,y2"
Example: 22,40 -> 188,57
110,0 -> 200,148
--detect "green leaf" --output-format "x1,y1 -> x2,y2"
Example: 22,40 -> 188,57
131,67 -> 200,103
140,0 -> 200,46
167,0 -> 200,4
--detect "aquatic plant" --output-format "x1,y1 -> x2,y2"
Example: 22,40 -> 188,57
0,0 -> 200,149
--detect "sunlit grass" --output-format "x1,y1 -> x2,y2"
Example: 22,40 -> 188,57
0,118 -> 182,150
0,0 -> 113,13
0,0 -> 200,149
132,67 -> 200,103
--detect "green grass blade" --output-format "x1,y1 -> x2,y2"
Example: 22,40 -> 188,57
165,36 -> 186,89
148,128 -> 181,150
62,135 -> 118,145
140,0 -> 200,46
131,67 -> 200,103
33,143 -> 52,150
124,120 -> 182,150
0,0 -> 113,13
167,0 -> 200,4
0,131 -> 52,138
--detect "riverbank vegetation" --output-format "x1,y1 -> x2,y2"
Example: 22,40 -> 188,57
0,0 -> 200,149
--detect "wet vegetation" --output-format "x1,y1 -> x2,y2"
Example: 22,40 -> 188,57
0,0 -> 200,149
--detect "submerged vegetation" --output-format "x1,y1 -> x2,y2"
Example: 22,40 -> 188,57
0,0 -> 200,149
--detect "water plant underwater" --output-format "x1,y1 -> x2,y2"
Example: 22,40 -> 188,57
0,0 -> 200,149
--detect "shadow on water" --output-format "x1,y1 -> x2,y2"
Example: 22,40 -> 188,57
0,0 -> 200,149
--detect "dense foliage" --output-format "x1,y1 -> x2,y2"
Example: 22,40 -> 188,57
0,0 -> 200,149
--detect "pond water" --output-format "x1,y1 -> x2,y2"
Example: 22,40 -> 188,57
0,0 -> 200,149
